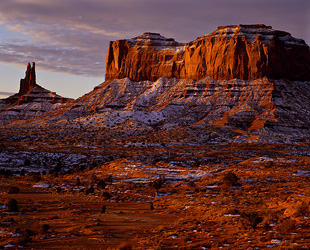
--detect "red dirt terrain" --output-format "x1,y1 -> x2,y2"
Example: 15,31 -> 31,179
1,141 -> 310,249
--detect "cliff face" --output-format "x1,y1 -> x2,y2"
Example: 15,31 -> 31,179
105,32 -> 185,82
105,25 -> 310,82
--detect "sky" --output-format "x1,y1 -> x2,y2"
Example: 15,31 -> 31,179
0,0 -> 309,99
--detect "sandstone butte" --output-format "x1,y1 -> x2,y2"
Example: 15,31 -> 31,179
105,24 -> 310,82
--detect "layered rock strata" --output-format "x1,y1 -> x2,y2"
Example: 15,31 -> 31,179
42,76 -> 310,142
105,24 -> 310,82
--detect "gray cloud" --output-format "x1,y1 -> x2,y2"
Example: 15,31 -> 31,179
0,0 -> 309,78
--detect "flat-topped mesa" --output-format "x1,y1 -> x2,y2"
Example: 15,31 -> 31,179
105,32 -> 185,82
19,62 -> 37,95
186,24 -> 310,80
105,24 -> 310,82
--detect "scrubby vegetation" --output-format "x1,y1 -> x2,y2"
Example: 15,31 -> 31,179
7,198 -> 18,212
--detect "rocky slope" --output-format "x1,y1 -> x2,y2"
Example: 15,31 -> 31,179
105,24 -> 310,82
0,62 -> 73,125
27,76 -> 310,143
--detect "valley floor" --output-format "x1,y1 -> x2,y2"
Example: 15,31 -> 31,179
1,127 -> 310,249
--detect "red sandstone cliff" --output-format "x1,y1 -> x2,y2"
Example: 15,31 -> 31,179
105,24 -> 310,82
105,32 -> 185,81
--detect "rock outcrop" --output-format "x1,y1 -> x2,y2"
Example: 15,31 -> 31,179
105,24 -> 310,82
0,62 -> 73,125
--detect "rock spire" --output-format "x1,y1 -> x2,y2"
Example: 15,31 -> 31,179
19,62 -> 37,95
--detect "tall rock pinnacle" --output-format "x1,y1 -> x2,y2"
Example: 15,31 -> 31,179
19,62 -> 37,95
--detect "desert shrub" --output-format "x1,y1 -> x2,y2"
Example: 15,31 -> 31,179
40,224 -> 50,234
78,164 -> 87,171
20,169 -> 27,176
8,186 -> 20,194
188,180 -> 196,188
0,168 -> 13,177
29,172 -> 41,182
193,158 -> 201,168
241,211 -> 263,230
85,186 -> 95,194
7,198 -> 18,212
126,181 -> 139,191
264,161 -> 274,168
276,218 -> 295,234
97,179 -> 107,189
261,210 -> 279,228
91,174 -> 98,183
91,161 -> 99,168
150,202 -> 154,211
105,174 -> 113,184
24,159 -> 31,166
149,176 -> 165,194
101,205 -> 106,213
53,161 -> 63,173
107,156 -> 114,162
222,171 -> 239,186
102,191 -> 112,200
18,229 -> 35,246
294,202 -> 308,217
118,242 -> 132,250
223,208 -> 240,215
76,177 -> 81,186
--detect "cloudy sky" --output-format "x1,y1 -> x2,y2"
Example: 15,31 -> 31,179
0,0 -> 309,99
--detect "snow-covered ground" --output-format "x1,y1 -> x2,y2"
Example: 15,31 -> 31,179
0,151 -> 87,173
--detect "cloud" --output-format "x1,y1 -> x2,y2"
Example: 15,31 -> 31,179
0,0 -> 309,78
0,91 -> 15,96
0,91 -> 15,99
0,42 -> 106,77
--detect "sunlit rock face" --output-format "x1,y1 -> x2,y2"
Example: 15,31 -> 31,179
105,32 -> 186,82
105,24 -> 310,82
